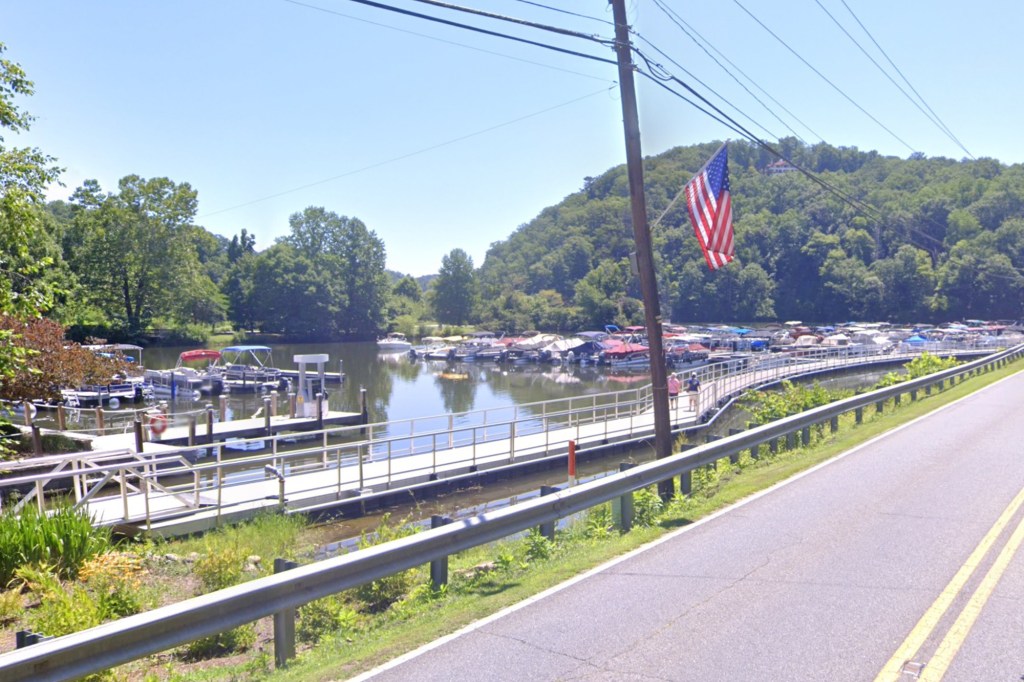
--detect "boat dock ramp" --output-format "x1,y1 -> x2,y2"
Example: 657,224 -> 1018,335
0,344 -> 999,537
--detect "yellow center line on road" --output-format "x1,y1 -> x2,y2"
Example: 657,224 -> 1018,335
918,503 -> 1024,681
874,485 -> 1024,682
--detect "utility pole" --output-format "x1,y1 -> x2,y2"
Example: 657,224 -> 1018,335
610,0 -> 674,499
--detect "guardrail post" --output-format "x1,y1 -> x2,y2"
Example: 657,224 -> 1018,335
539,486 -> 559,540
728,429 -> 742,464
612,462 -> 636,532
679,444 -> 695,495
273,558 -> 298,668
769,438 -> 778,455
430,515 -> 453,587
894,392 -> 901,406
910,389 -> 917,401
786,432 -> 797,450
925,384 -> 932,396
830,416 -> 839,433
15,630 -> 53,648
801,426 -> 811,446
875,400 -> 884,415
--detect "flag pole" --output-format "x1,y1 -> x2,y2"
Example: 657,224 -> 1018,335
610,0 -> 674,499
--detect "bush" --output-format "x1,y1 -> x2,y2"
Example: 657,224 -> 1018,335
297,595 -> 360,644
193,541 -> 249,593
182,624 -> 256,660
16,564 -> 104,637
352,514 -> 420,612
0,502 -> 110,584
632,486 -> 664,528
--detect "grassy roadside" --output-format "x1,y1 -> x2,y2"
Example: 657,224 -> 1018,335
258,358 -> 1023,682
3,358 -> 1018,682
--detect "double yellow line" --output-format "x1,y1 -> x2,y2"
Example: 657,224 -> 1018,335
874,485 -> 1024,681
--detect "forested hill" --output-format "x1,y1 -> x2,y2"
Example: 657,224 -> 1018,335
475,139 -> 1024,328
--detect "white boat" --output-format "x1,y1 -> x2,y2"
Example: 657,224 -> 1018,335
144,349 -> 224,398
377,332 -> 412,353
215,346 -> 288,393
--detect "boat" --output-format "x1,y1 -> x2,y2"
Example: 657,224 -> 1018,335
377,332 -> 412,353
59,344 -> 150,408
215,346 -> 289,393
144,349 -> 224,398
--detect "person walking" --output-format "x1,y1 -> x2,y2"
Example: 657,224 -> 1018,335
686,372 -> 701,411
667,373 -> 681,410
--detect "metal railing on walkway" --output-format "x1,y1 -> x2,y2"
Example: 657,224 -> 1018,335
0,342 -> 1003,528
1,344 -> 1020,681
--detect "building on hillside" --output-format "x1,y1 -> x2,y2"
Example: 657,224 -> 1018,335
763,159 -> 797,176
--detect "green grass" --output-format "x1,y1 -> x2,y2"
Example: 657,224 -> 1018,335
258,358 -> 1022,682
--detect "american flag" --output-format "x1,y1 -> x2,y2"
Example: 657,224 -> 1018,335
685,144 -> 734,270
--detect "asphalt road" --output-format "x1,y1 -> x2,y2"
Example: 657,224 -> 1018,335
353,371 -> 1024,682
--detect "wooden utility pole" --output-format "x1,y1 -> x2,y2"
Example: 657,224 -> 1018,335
610,0 -> 674,498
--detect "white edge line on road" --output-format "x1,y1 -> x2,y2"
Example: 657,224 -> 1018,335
347,370 -> 1019,682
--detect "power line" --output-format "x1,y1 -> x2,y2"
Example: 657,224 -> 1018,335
648,0 -> 819,144
837,0 -> 974,159
509,0 -> 613,26
197,86 -> 616,220
318,0 -> 618,65
630,32 -> 783,142
814,0 -> 973,160
403,0 -> 612,43
281,0 -> 612,82
732,0 -> 918,155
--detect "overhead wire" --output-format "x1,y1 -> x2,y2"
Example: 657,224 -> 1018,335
197,85 -> 616,219
837,0 -> 974,159
732,0 -> 918,155
281,0 -> 613,82
403,0 -> 612,42
509,0 -> 614,26
630,32 -> 783,142
647,0 -> 817,144
814,0 -> 973,160
315,0 -> 618,65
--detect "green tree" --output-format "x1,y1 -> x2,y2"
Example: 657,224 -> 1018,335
432,249 -> 477,325
67,175 -> 204,336
0,43 -> 62,411
283,207 -> 389,336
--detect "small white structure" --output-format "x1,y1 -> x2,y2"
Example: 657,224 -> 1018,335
293,353 -> 329,418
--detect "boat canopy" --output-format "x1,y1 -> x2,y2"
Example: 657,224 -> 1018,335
177,349 -> 221,364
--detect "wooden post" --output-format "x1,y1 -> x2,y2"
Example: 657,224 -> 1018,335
95,407 -> 105,436
56,404 -> 66,431
612,0 -> 672,501
270,391 -> 278,417
264,397 -> 272,437
133,418 -> 144,454
31,425 -> 42,455
188,416 -> 196,446
218,394 -> 227,422
288,392 -> 296,419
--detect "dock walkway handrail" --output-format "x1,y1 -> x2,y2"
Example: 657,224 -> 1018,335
0,343 -> 1003,524
1,344 -> 1021,682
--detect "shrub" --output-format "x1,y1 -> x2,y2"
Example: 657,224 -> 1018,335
523,528 -> 553,562
78,552 -> 151,618
297,595 -> 360,644
16,564 -> 104,637
584,503 -> 614,540
351,514 -> 421,612
182,624 -> 256,660
0,502 -> 110,584
0,589 -> 22,624
632,486 -> 664,528
193,541 -> 249,593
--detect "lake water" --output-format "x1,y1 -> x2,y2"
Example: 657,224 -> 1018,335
106,341 -> 639,428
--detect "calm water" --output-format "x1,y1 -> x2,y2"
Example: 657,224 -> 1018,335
95,341 -> 637,428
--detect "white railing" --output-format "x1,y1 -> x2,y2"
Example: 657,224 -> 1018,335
0,342 -> 1003,526
0,344 -> 1019,682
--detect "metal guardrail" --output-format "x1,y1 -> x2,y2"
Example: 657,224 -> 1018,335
1,344 -> 1020,681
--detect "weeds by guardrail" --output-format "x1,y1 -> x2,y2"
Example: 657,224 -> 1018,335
0,344 -> 1019,681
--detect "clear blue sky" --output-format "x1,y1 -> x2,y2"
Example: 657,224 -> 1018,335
5,1 -> 1021,276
